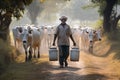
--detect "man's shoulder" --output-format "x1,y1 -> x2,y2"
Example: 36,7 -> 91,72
57,24 -> 70,29
58,24 -> 70,27
66,24 -> 70,27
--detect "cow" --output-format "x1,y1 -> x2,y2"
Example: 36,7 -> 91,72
12,26 -> 24,48
79,26 -> 102,53
22,26 -> 43,61
86,28 -> 102,53
79,27 -> 89,50
93,28 -> 102,41
44,26 -> 55,48
71,27 -> 81,48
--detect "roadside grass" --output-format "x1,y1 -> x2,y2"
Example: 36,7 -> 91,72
93,29 -> 120,77
106,30 -> 120,77
0,54 -> 51,80
0,39 -> 18,75
0,31 -> 52,80
106,29 -> 120,59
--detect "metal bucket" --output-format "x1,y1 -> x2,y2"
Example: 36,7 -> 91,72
49,47 -> 58,61
70,47 -> 80,61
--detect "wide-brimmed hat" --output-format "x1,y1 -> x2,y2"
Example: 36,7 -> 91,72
59,16 -> 67,20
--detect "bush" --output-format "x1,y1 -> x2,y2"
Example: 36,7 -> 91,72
0,39 -> 17,75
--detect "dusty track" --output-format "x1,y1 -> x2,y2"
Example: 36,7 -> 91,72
1,49 -> 120,80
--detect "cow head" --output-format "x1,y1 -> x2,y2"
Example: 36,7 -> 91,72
96,29 -> 102,41
87,30 -> 95,42
22,27 -> 33,49
86,30 -> 96,48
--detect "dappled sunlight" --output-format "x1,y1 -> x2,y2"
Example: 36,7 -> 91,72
15,54 -> 25,63
9,31 -> 14,46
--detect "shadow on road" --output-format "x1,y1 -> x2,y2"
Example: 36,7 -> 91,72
51,65 -> 81,71
47,71 -> 108,80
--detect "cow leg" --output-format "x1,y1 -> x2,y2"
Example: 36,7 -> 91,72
48,36 -> 50,48
48,39 -> 50,48
14,40 -> 16,47
28,47 -> 32,61
89,47 -> 93,53
25,50 -> 28,62
89,44 -> 93,53
38,46 -> 40,58
34,48 -> 36,58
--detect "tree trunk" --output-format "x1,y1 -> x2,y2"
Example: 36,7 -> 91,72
0,13 -> 12,41
103,0 -> 117,32
113,15 -> 120,30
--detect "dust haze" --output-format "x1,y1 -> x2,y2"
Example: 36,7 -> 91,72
10,0 -> 99,28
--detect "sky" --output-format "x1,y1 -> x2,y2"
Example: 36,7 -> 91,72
10,0 -> 100,28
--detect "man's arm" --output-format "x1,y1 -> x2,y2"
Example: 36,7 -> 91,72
68,25 -> 76,46
70,35 -> 76,46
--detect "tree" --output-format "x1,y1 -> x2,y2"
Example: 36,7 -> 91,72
91,0 -> 120,32
0,0 -> 69,41
0,0 -> 33,41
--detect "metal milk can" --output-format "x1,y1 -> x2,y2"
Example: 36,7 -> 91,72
70,47 -> 80,61
49,47 -> 58,61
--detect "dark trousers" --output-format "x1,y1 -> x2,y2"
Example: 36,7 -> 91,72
58,45 -> 69,66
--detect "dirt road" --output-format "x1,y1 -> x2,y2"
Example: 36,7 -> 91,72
49,50 -> 120,80
0,49 -> 120,80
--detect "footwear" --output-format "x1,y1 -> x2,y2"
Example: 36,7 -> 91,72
65,64 -> 68,67
65,61 -> 68,67
59,65 -> 64,68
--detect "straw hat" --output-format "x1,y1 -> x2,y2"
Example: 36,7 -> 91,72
59,16 -> 67,20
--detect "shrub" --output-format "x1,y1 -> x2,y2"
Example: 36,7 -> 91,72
0,39 -> 17,75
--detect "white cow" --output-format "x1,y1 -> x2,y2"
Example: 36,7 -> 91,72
71,27 -> 81,48
22,26 -> 43,61
48,27 -> 55,48
12,26 -> 24,48
44,26 -> 55,48
79,27 -> 89,50
94,28 -> 102,41
81,27 -> 102,53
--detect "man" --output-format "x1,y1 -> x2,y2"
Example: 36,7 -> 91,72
53,16 -> 76,68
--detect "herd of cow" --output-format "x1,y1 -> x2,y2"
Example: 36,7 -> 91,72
12,24 -> 102,61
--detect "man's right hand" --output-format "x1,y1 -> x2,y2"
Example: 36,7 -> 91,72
73,42 -> 76,46
53,42 -> 55,46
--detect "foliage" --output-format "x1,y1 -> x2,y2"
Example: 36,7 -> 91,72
90,0 -> 120,16
93,19 -> 103,28
0,0 -> 33,40
0,0 -> 33,19
90,0 -> 120,32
